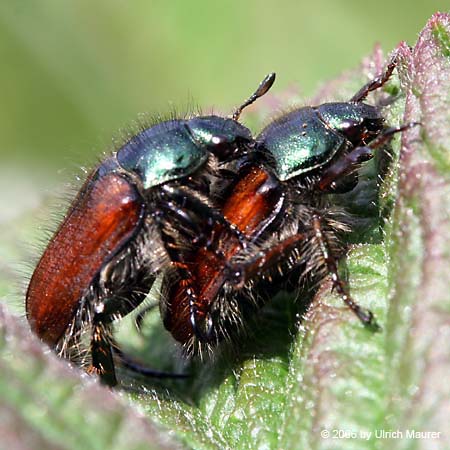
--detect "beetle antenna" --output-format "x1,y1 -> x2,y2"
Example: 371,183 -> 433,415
232,73 -> 276,121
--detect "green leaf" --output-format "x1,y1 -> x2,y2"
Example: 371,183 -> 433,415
0,304 -> 183,450
1,13 -> 449,450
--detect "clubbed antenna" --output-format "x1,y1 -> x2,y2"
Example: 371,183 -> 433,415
232,72 -> 276,121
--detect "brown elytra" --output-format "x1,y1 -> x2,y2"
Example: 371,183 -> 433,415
26,173 -> 143,346
164,164 -> 284,344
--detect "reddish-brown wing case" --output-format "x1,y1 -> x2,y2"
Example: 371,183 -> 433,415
165,165 -> 283,343
26,172 -> 143,346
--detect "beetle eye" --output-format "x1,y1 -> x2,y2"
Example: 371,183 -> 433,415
210,136 -> 252,163
340,120 -> 359,129
211,135 -> 226,145
339,119 -> 364,144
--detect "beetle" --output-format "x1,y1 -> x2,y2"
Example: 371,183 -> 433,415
25,75 -> 275,386
161,55 -> 416,353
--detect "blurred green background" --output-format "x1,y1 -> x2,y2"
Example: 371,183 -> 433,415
1,5 -> 449,449
0,0 -> 447,171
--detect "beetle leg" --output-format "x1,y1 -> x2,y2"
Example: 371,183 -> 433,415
190,301 -> 214,343
157,195 -> 222,343
112,345 -> 188,379
160,200 -> 227,264
163,185 -> 249,249
171,260 -> 214,343
89,319 -> 188,380
369,123 -> 420,147
316,146 -> 373,192
89,317 -> 117,386
316,123 -> 419,192
225,232 -> 308,288
311,214 -> 380,330
350,55 -> 397,103
163,230 -> 215,342
160,201 -> 207,245
226,215 -> 380,330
